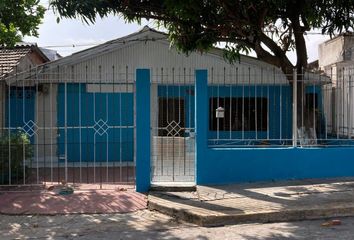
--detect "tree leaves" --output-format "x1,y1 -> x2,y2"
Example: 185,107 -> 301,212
49,0 -> 354,71
0,0 -> 45,47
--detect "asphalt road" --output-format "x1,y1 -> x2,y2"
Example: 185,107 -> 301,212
1,210 -> 353,240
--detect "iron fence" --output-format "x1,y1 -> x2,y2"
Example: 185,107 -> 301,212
319,67 -> 354,146
150,67 -> 195,183
0,65 -> 136,187
1,63 -> 354,187
208,67 -> 293,147
207,67 -> 354,148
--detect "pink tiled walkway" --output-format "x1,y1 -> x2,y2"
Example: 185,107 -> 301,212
0,188 -> 147,215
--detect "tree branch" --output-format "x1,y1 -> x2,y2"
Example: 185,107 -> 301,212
291,16 -> 308,70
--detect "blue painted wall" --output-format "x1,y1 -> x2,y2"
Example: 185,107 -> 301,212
157,85 -> 295,145
5,87 -> 36,142
208,85 -> 293,145
197,147 -> 354,185
194,70 -> 354,185
57,83 -> 134,163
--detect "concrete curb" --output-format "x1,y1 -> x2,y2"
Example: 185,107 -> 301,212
148,196 -> 354,227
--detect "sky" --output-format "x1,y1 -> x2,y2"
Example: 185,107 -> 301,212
24,2 -> 330,65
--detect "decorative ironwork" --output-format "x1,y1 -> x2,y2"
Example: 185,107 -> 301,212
22,120 -> 38,137
93,119 -> 109,136
166,120 -> 182,137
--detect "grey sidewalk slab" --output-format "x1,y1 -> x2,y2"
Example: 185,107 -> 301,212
148,178 -> 354,226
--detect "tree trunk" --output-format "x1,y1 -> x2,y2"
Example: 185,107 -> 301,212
279,67 -> 317,145
255,27 -> 317,145
295,69 -> 318,145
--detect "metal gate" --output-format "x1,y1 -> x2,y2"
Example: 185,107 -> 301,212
151,68 -> 195,183
0,66 -> 136,188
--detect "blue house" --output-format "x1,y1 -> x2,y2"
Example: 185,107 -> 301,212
2,27 -> 354,191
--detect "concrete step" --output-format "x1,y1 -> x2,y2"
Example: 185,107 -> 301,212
148,180 -> 354,227
148,193 -> 354,227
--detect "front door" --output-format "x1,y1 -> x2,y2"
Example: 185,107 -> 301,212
151,83 -> 195,183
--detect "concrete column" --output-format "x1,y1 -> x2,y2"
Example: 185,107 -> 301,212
136,69 -> 151,192
195,70 -> 208,185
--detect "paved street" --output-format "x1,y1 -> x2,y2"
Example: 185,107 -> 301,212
1,210 -> 354,240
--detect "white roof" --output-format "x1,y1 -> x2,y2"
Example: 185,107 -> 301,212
39,26 -> 279,71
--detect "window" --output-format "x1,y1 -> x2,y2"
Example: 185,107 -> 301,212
7,87 -> 35,99
158,97 -> 185,136
209,97 -> 268,131
305,93 -> 318,110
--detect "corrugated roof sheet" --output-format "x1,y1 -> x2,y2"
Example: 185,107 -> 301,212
0,47 -> 32,79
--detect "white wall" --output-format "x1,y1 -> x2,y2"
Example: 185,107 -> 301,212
322,66 -> 354,138
319,36 -> 344,68
35,83 -> 58,163
319,35 -> 354,138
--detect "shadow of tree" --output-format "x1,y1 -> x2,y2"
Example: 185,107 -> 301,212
2,213 -> 353,239
0,187 -> 146,215
237,218 -> 354,240
147,177 -> 354,228
196,177 -> 354,209
0,210 -> 210,239
2,178 -> 354,239
0,184 -> 209,239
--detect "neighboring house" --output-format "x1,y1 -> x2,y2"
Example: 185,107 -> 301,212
0,43 -> 51,131
39,47 -> 62,61
308,60 -> 319,73
319,33 -> 354,74
3,26 -> 353,192
318,34 -> 354,137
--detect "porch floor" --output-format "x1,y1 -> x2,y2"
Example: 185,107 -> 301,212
0,184 -> 147,215
149,178 -> 354,226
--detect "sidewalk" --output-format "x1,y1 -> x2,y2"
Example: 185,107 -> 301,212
148,178 -> 354,226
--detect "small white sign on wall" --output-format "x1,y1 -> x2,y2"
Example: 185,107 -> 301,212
216,106 -> 225,118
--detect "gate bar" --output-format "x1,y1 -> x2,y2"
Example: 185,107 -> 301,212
293,68 -> 297,147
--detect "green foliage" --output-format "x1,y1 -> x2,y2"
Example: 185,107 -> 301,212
0,0 -> 45,47
223,44 -> 250,64
0,131 -> 33,184
49,0 -> 354,70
